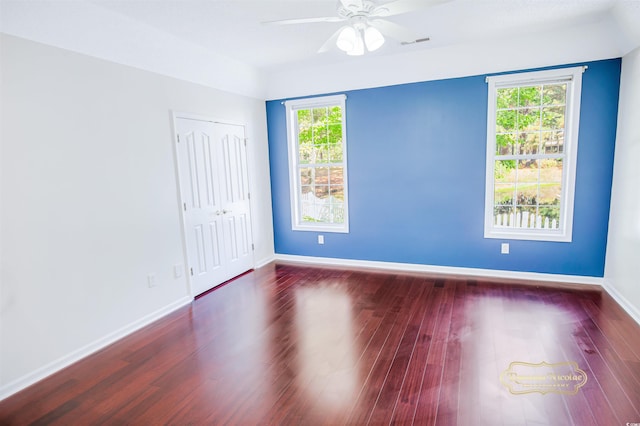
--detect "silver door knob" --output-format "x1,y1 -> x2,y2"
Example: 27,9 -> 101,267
223,209 -> 232,214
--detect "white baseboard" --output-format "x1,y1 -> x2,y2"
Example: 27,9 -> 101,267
255,255 -> 276,269
602,279 -> 640,326
0,296 -> 193,401
273,254 -> 604,286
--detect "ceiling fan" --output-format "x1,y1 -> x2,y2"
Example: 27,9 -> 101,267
264,0 -> 444,56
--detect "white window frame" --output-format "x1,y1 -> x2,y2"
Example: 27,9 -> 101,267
285,94 -> 349,233
484,66 -> 585,242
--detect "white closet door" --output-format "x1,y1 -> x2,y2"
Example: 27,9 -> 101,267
175,117 -> 254,296
216,123 -> 254,280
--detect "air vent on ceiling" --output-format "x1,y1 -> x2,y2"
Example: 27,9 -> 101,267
401,37 -> 431,46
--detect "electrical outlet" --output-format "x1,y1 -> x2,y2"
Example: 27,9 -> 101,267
501,243 -> 510,254
318,235 -> 324,245
147,274 -> 157,287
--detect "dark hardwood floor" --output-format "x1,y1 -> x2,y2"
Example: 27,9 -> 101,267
2,262 -> 640,425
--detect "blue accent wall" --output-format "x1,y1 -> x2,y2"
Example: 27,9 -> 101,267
267,59 -> 621,277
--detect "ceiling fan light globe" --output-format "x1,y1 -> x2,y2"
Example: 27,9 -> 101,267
347,32 -> 365,56
364,26 -> 385,51
336,26 -> 357,52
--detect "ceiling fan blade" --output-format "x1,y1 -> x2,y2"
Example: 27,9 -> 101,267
369,19 -> 417,43
372,0 -> 449,17
263,16 -> 345,25
318,26 -> 348,53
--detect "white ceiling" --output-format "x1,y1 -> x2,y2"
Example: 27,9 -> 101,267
2,0 -> 639,99
86,0 -> 638,69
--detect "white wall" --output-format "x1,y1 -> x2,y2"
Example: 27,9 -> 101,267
0,34 -> 274,397
604,46 -> 640,324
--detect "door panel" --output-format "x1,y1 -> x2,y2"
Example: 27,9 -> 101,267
225,216 -> 239,261
194,224 -> 206,273
209,221 -> 222,269
221,131 -> 249,204
175,118 -> 254,296
237,213 -> 251,257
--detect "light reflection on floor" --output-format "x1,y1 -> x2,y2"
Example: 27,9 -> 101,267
457,291 -> 587,425
294,284 -> 359,412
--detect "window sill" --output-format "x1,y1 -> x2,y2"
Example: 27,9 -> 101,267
293,224 -> 349,233
485,228 -> 572,242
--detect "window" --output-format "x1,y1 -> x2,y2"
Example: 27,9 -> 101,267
484,67 -> 585,242
285,95 -> 349,232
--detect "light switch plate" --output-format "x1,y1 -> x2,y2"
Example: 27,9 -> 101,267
174,264 -> 184,278
147,274 -> 157,287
